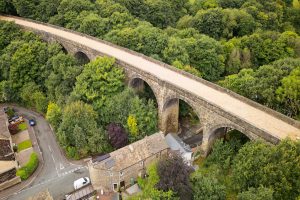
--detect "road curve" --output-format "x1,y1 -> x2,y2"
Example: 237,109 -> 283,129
1,16 -> 300,141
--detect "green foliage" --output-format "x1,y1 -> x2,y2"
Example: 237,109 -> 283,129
18,122 -> 27,131
191,170 -> 226,200
57,101 -> 109,159
129,164 -> 177,200
99,89 -> 158,142
45,53 -> 82,105
16,152 -> 39,180
17,140 -> 32,152
72,56 -> 124,111
237,186 -> 274,200
20,82 -> 48,113
163,31 -> 225,81
220,58 -> 300,118
277,66 -> 300,118
232,140 -> 300,200
46,102 -> 62,130
12,0 -> 61,22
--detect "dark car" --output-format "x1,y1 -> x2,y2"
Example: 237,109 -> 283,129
29,119 -> 36,126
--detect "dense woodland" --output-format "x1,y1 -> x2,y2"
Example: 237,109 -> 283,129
0,0 -> 300,199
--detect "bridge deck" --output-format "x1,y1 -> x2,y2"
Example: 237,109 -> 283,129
1,16 -> 300,141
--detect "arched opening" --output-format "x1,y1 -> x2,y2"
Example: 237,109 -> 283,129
129,77 -> 158,107
207,126 -> 250,154
162,98 -> 202,148
75,51 -> 90,65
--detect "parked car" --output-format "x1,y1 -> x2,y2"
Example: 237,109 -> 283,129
9,116 -> 24,125
73,177 -> 90,190
29,119 -> 36,126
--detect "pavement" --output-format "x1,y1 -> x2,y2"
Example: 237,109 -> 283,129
0,105 -> 88,200
0,16 -> 299,141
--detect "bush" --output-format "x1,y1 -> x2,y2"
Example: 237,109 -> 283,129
191,171 -> 226,200
8,123 -> 19,135
107,123 -> 128,149
16,152 -> 39,180
237,186 -> 274,200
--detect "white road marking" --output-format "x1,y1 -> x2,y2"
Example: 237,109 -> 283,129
60,163 -> 65,170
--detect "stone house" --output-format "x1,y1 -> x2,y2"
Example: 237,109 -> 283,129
88,132 -> 169,193
0,108 -> 21,191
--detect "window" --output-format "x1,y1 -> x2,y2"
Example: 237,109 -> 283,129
120,171 -> 124,176
113,183 -> 118,191
140,160 -> 144,167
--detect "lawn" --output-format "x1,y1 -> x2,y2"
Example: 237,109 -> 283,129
18,123 -> 27,131
17,140 -> 32,152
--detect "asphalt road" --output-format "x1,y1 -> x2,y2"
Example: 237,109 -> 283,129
0,106 -> 88,200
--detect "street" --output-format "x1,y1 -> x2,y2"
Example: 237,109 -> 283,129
0,105 -> 88,200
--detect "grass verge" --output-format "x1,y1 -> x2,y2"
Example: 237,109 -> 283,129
17,140 -> 32,152
16,152 -> 39,180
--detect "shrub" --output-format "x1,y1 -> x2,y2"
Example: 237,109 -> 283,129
16,152 -> 39,180
107,123 -> 128,149
8,123 -> 19,135
191,171 -> 226,200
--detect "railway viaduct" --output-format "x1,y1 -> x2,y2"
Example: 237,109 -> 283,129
1,16 -> 300,155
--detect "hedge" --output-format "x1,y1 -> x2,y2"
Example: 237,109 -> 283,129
16,152 -> 39,180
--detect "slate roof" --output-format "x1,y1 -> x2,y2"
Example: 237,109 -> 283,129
0,109 -> 10,139
92,132 -> 168,171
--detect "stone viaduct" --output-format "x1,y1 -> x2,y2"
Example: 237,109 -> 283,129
1,16 -> 300,155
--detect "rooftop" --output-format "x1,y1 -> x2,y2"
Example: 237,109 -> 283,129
0,109 -> 10,139
165,133 -> 192,154
91,132 -> 169,171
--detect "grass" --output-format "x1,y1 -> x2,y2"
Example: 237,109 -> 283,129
16,152 -> 39,180
17,140 -> 32,152
18,123 -> 27,131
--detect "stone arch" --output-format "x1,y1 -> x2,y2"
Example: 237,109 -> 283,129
74,51 -> 90,65
205,123 -> 254,153
128,76 -> 160,107
161,95 -> 202,134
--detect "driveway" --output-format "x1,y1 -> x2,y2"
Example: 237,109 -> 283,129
0,105 -> 87,200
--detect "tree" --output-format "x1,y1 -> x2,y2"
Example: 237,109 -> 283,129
46,102 -> 62,130
127,114 -> 138,138
192,8 -> 226,39
71,56 -> 124,111
0,81 -> 12,102
156,154 -> 193,200
57,101 -> 107,158
237,186 -> 274,200
128,164 -> 177,200
277,67 -> 300,118
232,140 -> 300,200
191,170 -> 226,200
128,97 -> 158,141
45,53 -> 82,104
107,123 -> 128,149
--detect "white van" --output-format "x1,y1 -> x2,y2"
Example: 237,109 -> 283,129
73,177 -> 90,190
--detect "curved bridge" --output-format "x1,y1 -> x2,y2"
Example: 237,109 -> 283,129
1,16 -> 300,154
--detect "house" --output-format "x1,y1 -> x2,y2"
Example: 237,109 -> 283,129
88,132 -> 169,193
165,133 -> 193,165
0,108 -> 21,191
